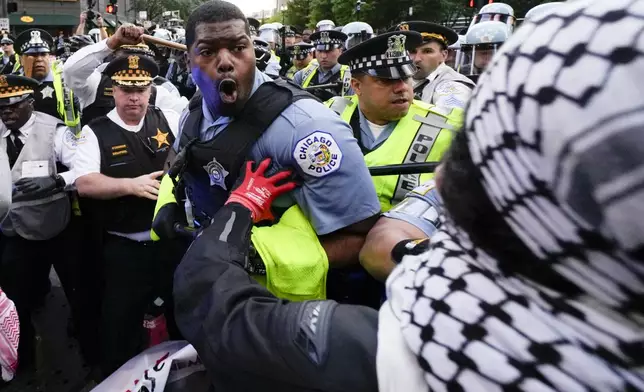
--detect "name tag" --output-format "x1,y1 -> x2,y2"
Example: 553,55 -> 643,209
22,160 -> 49,178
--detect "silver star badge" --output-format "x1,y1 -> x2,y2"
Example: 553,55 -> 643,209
177,75 -> 183,82
40,85 -> 54,99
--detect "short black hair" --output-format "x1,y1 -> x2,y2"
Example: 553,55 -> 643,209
440,129 -> 582,296
186,1 -> 250,48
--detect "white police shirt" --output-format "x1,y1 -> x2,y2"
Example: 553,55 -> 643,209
2,113 -> 78,188
63,39 -> 189,114
175,69 -> 381,235
74,107 -> 180,179
415,63 -> 472,110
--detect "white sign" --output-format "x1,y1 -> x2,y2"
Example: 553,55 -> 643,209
138,11 -> 147,20
0,18 -> 10,32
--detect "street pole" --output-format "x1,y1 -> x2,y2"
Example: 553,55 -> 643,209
0,0 -> 7,21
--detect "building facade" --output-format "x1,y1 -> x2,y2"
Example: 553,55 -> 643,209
8,0 -> 135,36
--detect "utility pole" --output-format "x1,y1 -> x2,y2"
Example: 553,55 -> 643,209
0,0 -> 6,19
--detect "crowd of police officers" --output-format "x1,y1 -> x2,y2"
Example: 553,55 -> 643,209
0,0 -> 560,388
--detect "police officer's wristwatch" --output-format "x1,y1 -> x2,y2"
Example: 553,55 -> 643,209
244,243 -> 266,276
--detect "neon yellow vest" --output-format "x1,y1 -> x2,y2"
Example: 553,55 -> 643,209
52,60 -> 81,130
285,65 -> 297,80
11,53 -> 20,73
326,95 -> 463,211
301,63 -> 349,89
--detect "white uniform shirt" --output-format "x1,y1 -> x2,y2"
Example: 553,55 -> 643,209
74,107 -> 180,241
63,40 -> 189,114
417,63 -> 472,110
74,107 -> 180,179
2,113 -> 78,187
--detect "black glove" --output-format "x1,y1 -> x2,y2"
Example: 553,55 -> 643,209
391,238 -> 431,264
13,175 -> 65,201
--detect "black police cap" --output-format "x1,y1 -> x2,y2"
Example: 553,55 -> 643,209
104,54 -> 159,87
15,29 -> 54,56
288,42 -> 314,60
309,30 -> 347,51
1,33 -> 14,45
0,74 -> 39,106
338,31 -> 422,80
247,18 -> 261,31
390,21 -> 458,47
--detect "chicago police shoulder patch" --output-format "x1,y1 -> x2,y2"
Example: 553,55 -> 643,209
293,131 -> 343,177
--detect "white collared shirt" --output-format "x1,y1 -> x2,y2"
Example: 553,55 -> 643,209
73,107 -> 180,179
2,113 -> 78,187
417,63 -> 472,110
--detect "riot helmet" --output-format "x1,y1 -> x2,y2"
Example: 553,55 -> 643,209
459,21 -> 510,79
341,22 -> 374,50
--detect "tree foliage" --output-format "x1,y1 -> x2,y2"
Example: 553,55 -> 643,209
282,0 -> 555,31
129,0 -> 205,22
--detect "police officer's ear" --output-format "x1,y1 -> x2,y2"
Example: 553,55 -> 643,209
351,74 -> 363,96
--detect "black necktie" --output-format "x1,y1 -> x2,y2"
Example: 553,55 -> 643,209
6,130 -> 23,168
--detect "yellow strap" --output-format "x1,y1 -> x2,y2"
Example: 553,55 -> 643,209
150,174 -> 179,241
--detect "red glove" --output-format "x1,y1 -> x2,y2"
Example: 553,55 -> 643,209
225,158 -> 297,223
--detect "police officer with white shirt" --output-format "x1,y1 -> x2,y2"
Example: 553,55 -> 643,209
0,75 -> 78,372
63,25 -> 188,126
391,21 -> 475,109
73,54 -> 186,376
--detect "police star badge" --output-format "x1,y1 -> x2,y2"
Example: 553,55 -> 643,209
320,31 -> 331,43
293,46 -> 301,55
128,55 -> 139,70
386,34 -> 406,59
204,157 -> 229,190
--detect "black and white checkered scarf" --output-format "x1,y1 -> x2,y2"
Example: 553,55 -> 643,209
388,0 -> 644,389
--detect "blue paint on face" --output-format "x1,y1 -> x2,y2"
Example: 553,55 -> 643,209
191,66 -> 221,118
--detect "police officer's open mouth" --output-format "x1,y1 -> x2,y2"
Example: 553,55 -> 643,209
219,79 -> 238,104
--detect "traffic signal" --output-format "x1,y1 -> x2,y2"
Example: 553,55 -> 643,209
106,0 -> 117,14
7,2 -> 17,13
469,0 -> 493,7
356,0 -> 362,11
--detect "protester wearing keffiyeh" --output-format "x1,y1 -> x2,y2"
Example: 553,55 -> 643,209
379,0 -> 644,390
0,288 -> 19,382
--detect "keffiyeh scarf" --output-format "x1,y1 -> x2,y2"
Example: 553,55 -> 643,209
389,0 -> 644,390
0,288 -> 19,382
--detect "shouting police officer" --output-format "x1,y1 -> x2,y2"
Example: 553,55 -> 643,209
153,0 -> 380,302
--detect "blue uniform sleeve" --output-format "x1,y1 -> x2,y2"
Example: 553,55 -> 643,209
252,99 -> 381,235
293,69 -> 304,86
383,180 -> 443,237
172,107 -> 189,152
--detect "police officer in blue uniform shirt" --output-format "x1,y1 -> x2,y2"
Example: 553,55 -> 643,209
293,29 -> 352,101
155,1 -> 380,271
0,34 -> 17,75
